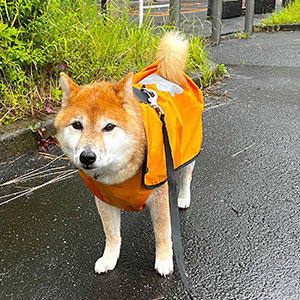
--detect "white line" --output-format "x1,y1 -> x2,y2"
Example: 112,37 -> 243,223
144,4 -> 170,8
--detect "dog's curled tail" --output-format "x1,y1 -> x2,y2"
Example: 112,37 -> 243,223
156,31 -> 189,86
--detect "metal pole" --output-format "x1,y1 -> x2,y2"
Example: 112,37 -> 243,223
169,0 -> 180,28
211,0 -> 223,45
139,0 -> 143,27
244,0 -> 255,35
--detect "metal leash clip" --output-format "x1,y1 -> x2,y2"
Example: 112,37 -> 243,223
141,86 -> 165,117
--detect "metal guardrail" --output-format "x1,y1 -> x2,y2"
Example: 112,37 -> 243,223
135,0 -> 256,40
136,0 -> 179,27
132,0 -> 288,43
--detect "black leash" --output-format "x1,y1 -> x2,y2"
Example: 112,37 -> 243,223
160,114 -> 194,300
133,86 -> 194,299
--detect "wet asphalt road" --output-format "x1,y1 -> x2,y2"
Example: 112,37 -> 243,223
1,32 -> 300,299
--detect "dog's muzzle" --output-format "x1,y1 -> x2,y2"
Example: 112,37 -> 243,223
80,150 -> 96,169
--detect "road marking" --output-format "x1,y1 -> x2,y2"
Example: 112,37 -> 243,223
181,8 -> 207,13
143,4 -> 170,8
181,2 -> 206,6
129,7 -> 207,16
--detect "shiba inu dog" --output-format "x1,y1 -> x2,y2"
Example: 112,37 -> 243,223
54,32 -> 204,276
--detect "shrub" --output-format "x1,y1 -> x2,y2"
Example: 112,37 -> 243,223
261,0 -> 300,25
0,0 -> 225,125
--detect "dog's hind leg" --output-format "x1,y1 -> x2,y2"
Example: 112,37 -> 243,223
146,183 -> 173,276
94,196 -> 121,274
178,161 -> 195,209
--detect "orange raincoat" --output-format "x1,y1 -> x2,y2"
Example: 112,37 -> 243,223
79,62 -> 204,211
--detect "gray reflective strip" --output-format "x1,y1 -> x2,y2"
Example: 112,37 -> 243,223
139,74 -> 183,97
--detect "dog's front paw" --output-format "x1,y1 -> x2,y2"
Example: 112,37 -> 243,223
178,197 -> 190,209
94,255 -> 118,274
155,256 -> 173,277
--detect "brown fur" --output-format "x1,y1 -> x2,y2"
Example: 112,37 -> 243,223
55,74 -> 146,183
156,31 -> 188,86
54,31 -> 192,276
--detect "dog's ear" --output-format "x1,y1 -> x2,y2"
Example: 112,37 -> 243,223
59,72 -> 80,107
113,72 -> 134,104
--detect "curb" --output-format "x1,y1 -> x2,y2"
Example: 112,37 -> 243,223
0,117 -> 55,162
254,23 -> 300,32
219,23 -> 300,40
0,69 -> 221,162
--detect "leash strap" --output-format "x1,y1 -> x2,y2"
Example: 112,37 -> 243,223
160,114 -> 194,300
133,86 -> 194,299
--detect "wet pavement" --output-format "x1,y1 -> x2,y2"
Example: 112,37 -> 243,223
1,32 -> 300,299
209,31 -> 300,67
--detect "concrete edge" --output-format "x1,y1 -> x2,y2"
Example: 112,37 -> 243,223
0,68 -> 222,162
218,23 -> 300,40
254,23 -> 300,32
0,118 -> 55,162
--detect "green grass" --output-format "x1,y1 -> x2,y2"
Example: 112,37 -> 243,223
261,0 -> 300,25
0,0 -> 226,126
234,31 -> 252,39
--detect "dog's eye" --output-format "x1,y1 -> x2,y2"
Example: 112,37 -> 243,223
102,123 -> 116,132
72,121 -> 83,130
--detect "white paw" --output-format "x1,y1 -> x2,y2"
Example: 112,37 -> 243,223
94,255 -> 118,274
155,256 -> 174,277
178,197 -> 190,209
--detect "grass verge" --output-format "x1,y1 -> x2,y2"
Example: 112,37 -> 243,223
0,0 -> 226,126
261,0 -> 300,25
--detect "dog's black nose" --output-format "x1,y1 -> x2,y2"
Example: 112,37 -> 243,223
80,151 -> 96,166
